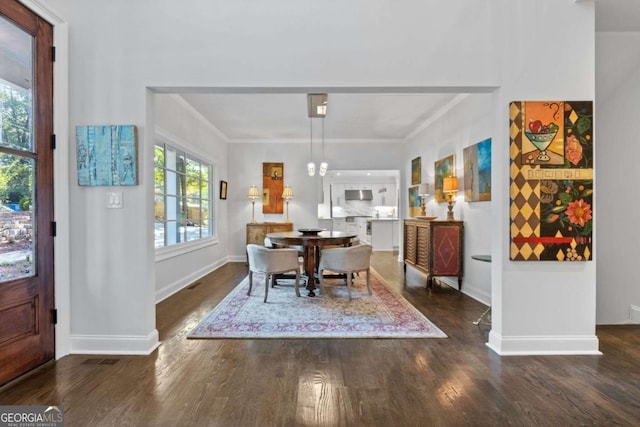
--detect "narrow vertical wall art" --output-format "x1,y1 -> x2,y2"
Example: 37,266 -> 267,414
262,162 -> 284,214
509,101 -> 593,261
463,138 -> 492,202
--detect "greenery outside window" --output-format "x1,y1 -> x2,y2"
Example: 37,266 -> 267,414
154,143 -> 213,248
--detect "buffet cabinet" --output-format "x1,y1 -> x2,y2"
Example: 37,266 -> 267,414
403,219 -> 464,290
246,222 -> 294,247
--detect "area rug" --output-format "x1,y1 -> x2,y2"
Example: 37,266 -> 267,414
187,269 -> 447,339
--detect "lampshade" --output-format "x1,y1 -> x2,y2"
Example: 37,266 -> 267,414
418,183 -> 430,196
247,185 -> 260,199
319,161 -> 328,176
282,185 -> 294,199
443,176 -> 459,192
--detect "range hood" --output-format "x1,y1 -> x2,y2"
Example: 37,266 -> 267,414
345,189 -> 373,201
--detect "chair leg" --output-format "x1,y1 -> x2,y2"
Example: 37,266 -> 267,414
295,270 -> 301,297
319,268 -> 325,296
264,275 -> 269,303
365,268 -> 372,295
248,271 -> 253,295
347,272 -> 353,301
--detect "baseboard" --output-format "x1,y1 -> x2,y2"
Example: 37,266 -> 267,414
630,305 -> 640,323
486,330 -> 601,356
155,256 -> 229,303
70,329 -> 160,355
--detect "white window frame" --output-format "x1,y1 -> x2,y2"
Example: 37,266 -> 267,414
154,132 -> 218,260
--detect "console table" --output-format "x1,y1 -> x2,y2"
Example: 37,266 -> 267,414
403,219 -> 464,290
246,222 -> 294,247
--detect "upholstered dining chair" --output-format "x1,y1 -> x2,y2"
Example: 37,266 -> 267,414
246,243 -> 301,302
318,244 -> 373,300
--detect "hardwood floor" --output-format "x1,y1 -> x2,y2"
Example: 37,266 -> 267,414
1,252 -> 640,426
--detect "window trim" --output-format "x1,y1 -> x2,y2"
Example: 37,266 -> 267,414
154,129 -> 217,253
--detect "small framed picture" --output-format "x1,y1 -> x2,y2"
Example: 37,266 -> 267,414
220,180 -> 228,200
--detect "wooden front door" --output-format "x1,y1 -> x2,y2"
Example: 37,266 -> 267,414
0,0 -> 55,386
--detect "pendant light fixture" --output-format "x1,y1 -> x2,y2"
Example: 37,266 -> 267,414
306,93 -> 328,177
307,118 -> 315,176
319,117 -> 328,176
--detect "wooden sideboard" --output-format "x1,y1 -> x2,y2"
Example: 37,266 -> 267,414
403,219 -> 464,290
246,222 -> 294,247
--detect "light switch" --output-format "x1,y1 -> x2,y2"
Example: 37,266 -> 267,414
106,191 -> 123,209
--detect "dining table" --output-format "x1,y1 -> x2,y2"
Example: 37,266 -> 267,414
266,230 -> 357,296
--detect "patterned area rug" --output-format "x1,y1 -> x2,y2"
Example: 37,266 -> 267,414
187,269 -> 447,339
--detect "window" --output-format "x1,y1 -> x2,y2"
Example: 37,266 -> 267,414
154,143 -> 213,248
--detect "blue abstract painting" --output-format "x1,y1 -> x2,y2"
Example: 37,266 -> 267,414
76,125 -> 138,186
463,137 -> 491,202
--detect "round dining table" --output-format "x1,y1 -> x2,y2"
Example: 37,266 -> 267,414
266,230 -> 357,296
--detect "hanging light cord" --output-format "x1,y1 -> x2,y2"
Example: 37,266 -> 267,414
322,118 -> 325,158
310,118 -> 313,159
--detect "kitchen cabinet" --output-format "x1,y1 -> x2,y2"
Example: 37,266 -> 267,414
372,183 -> 396,207
332,218 -> 346,232
403,219 -> 464,290
356,218 -> 370,244
332,184 -> 345,207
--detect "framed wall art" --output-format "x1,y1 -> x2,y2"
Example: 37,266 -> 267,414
219,180 -> 228,200
262,162 -> 284,214
463,138 -> 492,202
411,157 -> 421,185
408,185 -> 421,217
434,154 -> 455,203
76,125 -> 138,186
509,101 -> 593,261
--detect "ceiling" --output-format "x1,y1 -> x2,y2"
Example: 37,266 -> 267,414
1,2 -> 638,145
179,92 -> 463,144
176,1 -> 640,145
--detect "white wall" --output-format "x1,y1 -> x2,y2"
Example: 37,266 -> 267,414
32,0 -> 597,355
153,95 -> 230,302
405,94 -> 493,305
595,32 -> 640,324
487,1 -> 597,355
227,141 -> 405,260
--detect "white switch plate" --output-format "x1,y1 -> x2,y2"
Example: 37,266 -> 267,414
106,191 -> 123,209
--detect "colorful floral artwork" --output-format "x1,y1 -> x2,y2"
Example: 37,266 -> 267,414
509,101 -> 593,261
463,138 -> 491,202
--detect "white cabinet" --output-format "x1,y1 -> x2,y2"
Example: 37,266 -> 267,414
372,183 -> 397,207
345,221 -> 359,237
333,218 -> 346,232
356,218 -> 370,244
331,184 -> 345,207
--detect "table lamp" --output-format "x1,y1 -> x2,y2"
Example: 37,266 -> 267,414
418,183 -> 430,216
282,185 -> 294,223
443,176 -> 459,220
248,185 -> 260,223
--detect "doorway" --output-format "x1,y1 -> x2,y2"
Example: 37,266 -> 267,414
0,0 -> 55,386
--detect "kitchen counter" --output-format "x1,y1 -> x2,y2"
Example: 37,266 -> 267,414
370,217 -> 399,221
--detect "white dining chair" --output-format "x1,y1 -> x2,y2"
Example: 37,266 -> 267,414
246,244 -> 301,302
318,244 -> 372,300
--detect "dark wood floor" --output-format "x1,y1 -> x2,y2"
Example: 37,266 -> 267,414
1,252 -> 640,426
